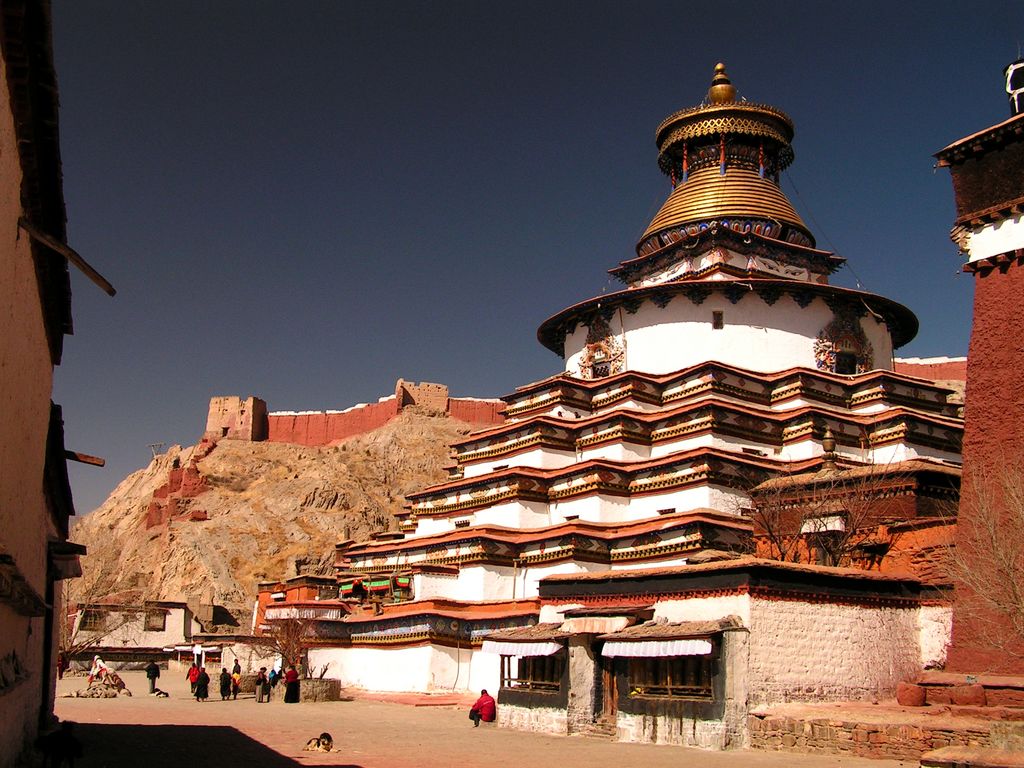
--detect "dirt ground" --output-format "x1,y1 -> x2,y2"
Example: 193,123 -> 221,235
53,671 -> 912,768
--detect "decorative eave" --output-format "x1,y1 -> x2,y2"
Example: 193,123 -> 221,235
500,361 -> 960,421
343,509 -> 751,566
536,278 -> 918,357
962,247 -> 1024,274
656,101 -> 795,149
934,110 -> 1024,167
451,399 -> 961,472
614,224 -> 843,283
540,556 -> 926,608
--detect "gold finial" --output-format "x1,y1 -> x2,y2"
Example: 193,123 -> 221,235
708,62 -> 736,104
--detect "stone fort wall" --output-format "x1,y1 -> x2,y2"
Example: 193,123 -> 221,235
204,379 -> 504,448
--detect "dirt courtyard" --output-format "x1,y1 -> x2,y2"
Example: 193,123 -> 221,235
54,671 -> 912,768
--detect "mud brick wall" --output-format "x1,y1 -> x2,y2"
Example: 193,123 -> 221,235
747,597 -> 921,704
748,714 -> 991,760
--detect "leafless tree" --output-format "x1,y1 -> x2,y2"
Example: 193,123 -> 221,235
251,614 -> 316,672
745,463 -> 934,568
945,463 -> 1024,656
60,580 -> 143,660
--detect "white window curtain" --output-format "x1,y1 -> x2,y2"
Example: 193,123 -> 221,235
481,640 -> 563,657
601,638 -> 713,657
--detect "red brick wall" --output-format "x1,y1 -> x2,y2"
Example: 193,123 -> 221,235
893,359 -> 967,382
947,258 -> 1024,673
448,398 -> 505,427
266,398 -> 401,446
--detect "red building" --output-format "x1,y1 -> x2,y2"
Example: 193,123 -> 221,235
936,58 -> 1024,673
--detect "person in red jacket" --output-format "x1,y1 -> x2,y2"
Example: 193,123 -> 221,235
469,689 -> 496,727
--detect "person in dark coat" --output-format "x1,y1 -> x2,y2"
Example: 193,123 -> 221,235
469,689 -> 496,727
195,668 -> 210,702
219,668 -> 232,700
255,667 -> 270,703
145,660 -> 160,694
283,665 -> 300,703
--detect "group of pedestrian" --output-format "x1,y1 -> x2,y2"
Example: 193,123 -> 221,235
182,659 -> 301,703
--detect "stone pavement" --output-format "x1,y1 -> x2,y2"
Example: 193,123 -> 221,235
53,671 -> 914,768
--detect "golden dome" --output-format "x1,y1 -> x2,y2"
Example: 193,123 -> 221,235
640,165 -> 810,245
638,63 -> 813,252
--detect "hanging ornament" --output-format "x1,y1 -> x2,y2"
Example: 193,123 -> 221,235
670,169 -> 676,189
719,134 -> 726,175
758,142 -> 765,178
682,142 -> 688,183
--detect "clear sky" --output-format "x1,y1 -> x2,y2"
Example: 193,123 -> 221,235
51,1 -> 1024,514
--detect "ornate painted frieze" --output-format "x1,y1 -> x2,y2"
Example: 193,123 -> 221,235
579,316 -> 624,380
814,313 -> 874,374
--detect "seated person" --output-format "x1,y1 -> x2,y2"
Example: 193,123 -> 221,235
469,689 -> 496,727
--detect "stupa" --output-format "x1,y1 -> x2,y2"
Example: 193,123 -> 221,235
258,65 -> 963,735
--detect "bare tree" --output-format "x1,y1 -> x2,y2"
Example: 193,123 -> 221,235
746,461 -> 951,569
60,581 -> 143,660
945,463 -> 1024,657
251,614 -> 316,672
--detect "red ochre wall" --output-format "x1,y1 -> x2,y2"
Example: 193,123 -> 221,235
267,399 -> 401,446
893,359 -> 968,381
448,398 -> 505,425
265,397 -> 504,447
946,257 -> 1024,674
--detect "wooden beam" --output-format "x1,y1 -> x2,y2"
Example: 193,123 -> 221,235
65,450 -> 105,467
18,217 -> 115,296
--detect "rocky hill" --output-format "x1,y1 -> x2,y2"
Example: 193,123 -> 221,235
70,408 -> 473,612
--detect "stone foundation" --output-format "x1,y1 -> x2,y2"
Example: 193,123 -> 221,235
748,713 -> 991,760
498,703 -> 567,735
617,711 -> 728,749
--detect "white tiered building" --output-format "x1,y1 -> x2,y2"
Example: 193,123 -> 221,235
263,65 -> 963,748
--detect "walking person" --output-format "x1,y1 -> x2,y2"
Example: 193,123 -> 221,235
186,662 -> 199,695
145,659 -> 160,694
231,668 -> 242,700
219,667 -> 231,700
195,667 -> 210,702
255,667 -> 270,703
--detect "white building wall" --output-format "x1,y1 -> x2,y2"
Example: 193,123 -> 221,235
563,295 -> 894,377
653,594 -> 752,626
308,644 -> 494,693
462,447 -> 576,478
454,565 -> 515,602
746,596 -> 920,704
963,213 -> 1024,261
918,604 -> 952,670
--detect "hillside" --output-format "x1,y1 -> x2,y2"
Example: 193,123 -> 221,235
70,408 -> 473,612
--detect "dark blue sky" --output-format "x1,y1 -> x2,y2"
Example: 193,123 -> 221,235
52,1 -> 1023,514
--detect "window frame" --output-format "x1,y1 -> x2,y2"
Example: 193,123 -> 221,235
625,654 -> 714,701
500,651 -> 566,693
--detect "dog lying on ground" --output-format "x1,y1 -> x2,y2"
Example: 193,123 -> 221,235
303,732 -> 334,752
151,688 -> 169,698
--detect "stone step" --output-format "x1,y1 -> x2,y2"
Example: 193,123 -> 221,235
574,721 -> 618,740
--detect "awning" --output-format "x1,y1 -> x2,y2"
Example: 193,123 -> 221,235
481,640 -> 564,657
601,638 -> 713,658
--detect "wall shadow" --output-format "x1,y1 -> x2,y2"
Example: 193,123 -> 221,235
66,723 -> 363,768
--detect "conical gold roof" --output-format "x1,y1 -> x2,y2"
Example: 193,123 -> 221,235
638,64 -> 814,253
640,165 -> 810,244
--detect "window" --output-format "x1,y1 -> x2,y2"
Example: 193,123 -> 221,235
144,610 -> 166,632
500,653 -> 565,692
626,655 -> 713,699
835,351 -> 857,375
712,311 -> 724,330
79,609 -> 107,632
592,360 -> 611,378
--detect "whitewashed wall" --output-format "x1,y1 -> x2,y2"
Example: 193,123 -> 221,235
746,596 -> 920,704
563,294 -> 894,376
308,644 -> 498,693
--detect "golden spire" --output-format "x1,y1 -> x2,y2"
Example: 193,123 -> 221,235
707,63 -> 736,104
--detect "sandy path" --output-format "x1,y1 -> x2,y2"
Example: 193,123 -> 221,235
54,671 -> 911,768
